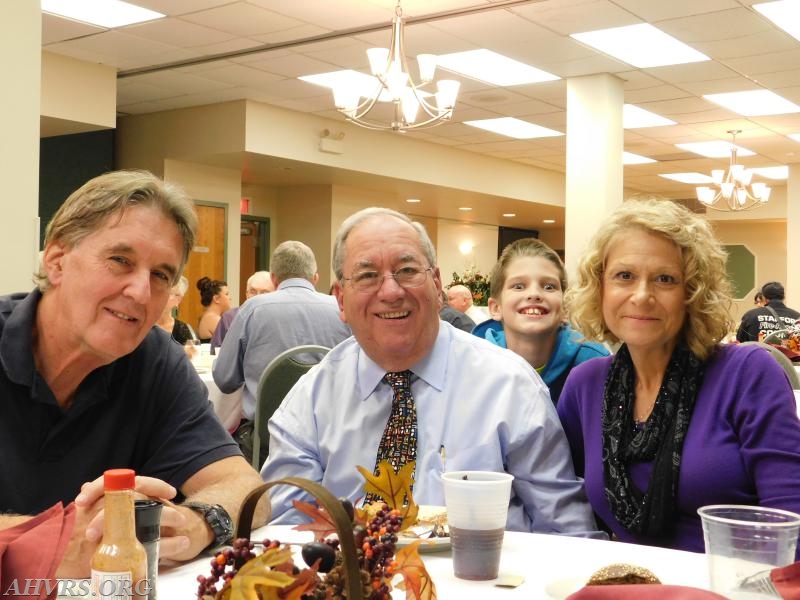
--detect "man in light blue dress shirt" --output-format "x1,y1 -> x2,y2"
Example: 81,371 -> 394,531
261,209 -> 599,536
212,241 -> 351,464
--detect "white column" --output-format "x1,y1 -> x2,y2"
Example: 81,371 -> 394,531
564,74 -> 624,279
0,2 -> 40,293
786,167 -> 800,307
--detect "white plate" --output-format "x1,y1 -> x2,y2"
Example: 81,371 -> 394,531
544,577 -> 584,600
396,533 -> 451,553
396,505 -> 450,553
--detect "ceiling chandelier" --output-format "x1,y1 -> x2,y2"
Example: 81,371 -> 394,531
331,2 -> 460,132
695,130 -> 771,211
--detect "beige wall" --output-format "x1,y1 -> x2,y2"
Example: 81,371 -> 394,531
713,220 -> 788,326
1,2 -> 40,294
274,185 -> 333,292
41,52 -> 116,136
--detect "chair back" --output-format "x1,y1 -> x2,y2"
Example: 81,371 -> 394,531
763,329 -> 791,344
740,341 -> 800,390
252,344 -> 330,469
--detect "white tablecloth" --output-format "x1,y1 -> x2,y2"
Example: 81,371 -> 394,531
158,525 -> 711,599
198,370 -> 242,433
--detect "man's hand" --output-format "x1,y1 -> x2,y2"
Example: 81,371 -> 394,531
56,474 -> 185,578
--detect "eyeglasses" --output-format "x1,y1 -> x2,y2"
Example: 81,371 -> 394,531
342,266 -> 433,293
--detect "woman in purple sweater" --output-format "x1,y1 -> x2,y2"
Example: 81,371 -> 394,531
557,198 -> 800,554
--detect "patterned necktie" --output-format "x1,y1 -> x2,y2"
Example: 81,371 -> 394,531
365,370 -> 417,504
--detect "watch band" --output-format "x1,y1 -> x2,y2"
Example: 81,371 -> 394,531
182,501 -> 234,549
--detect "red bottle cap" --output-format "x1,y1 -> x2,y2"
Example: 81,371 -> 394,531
104,468 -> 136,491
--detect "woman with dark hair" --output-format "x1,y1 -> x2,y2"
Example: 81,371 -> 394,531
557,198 -> 800,554
196,276 -> 230,342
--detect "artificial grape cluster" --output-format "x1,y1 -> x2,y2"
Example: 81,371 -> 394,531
196,537 -> 280,598
196,499 -> 406,600
359,504 -> 402,600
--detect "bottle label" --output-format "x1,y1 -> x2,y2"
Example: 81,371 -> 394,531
91,570 -> 136,598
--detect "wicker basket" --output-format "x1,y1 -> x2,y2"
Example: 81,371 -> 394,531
236,477 -> 364,600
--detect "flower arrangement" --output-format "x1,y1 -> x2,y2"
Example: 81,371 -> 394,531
449,267 -> 490,306
196,462 -> 436,600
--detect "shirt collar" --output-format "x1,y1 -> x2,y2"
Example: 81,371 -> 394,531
276,278 -> 316,291
355,321 -> 449,400
1,289 -> 40,386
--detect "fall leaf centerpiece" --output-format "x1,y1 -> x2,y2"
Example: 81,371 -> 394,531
196,461 -> 436,600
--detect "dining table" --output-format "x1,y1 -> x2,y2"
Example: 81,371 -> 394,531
156,524 -> 712,599
192,351 -> 243,433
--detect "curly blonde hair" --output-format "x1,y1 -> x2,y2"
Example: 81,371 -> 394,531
565,199 -> 733,360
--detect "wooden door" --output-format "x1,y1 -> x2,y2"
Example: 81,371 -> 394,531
179,204 -> 227,332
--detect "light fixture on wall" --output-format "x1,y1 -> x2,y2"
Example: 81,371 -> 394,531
331,1 -> 460,132
695,130 -> 771,211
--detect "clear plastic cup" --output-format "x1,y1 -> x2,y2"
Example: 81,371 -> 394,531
442,471 -> 514,580
698,504 -> 800,599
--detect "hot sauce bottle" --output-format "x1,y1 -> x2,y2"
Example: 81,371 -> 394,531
91,469 -> 148,599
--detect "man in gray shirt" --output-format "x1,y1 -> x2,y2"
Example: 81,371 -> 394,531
213,240 -> 351,462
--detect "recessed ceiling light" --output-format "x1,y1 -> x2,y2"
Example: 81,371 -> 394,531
659,173 -> 715,184
623,151 -> 657,165
543,219 -> 556,224
42,0 -> 164,27
406,198 -> 421,203
703,90 -> 800,116
458,207 -> 472,212
751,166 -> 788,180
502,213 -> 516,218
571,23 -> 709,68
464,117 -> 563,139
675,140 -> 756,159
623,104 -> 676,128
437,49 -> 559,86
754,1 -> 800,43
789,133 -> 800,143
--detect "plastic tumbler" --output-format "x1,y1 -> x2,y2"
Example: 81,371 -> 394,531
698,504 -> 800,599
135,499 -> 163,600
442,471 -> 514,580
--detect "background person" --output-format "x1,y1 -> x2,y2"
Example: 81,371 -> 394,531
196,276 -> 231,342
155,275 -> 194,345
262,207 -> 600,537
557,198 -> 800,554
210,270 -> 274,352
0,170 -> 266,577
736,281 -> 800,342
438,289 -> 475,332
481,238 -> 608,405
446,283 -> 489,324
213,241 -> 350,466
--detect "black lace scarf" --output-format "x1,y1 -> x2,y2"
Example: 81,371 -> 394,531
601,343 -> 705,537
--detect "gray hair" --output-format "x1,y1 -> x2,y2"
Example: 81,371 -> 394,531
332,207 -> 436,280
35,170 -> 197,291
270,241 -> 317,282
174,275 -> 189,296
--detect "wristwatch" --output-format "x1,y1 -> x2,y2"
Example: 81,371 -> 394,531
183,502 -> 234,549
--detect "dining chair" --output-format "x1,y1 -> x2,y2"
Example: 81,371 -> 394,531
739,341 -> 800,390
252,344 -> 330,470
763,329 -> 791,345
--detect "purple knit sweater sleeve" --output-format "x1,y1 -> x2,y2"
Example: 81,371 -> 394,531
558,343 -> 800,555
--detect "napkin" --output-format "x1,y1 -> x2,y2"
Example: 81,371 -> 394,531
0,502 -> 76,600
567,584 -> 728,599
771,562 -> 800,600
